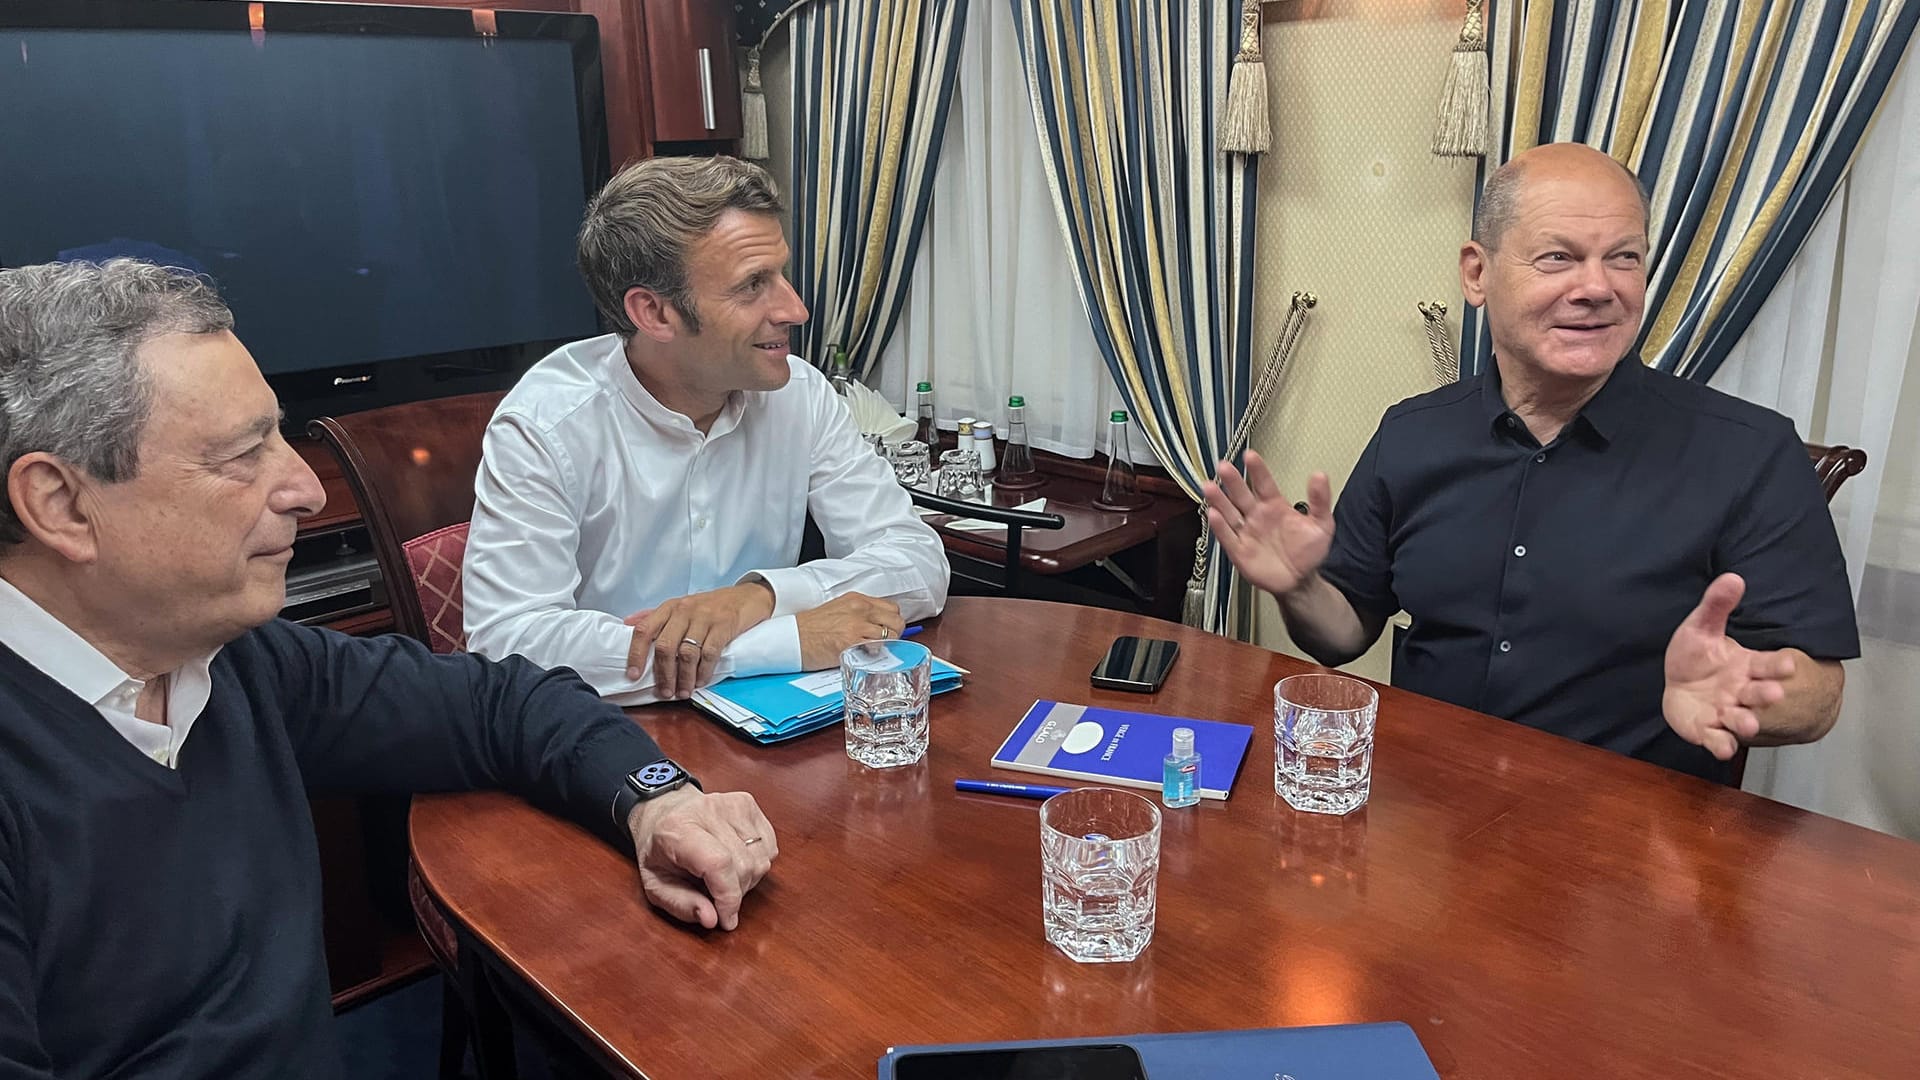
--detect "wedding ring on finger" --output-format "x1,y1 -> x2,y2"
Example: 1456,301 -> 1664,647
680,636 -> 702,649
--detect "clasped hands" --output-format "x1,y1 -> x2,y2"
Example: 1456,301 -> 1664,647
625,583 -> 905,698
1202,451 -> 1796,760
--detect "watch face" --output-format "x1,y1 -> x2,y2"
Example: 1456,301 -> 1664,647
632,761 -> 683,792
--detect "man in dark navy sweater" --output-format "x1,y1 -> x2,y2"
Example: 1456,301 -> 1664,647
0,258 -> 779,1078
1202,143 -> 1858,783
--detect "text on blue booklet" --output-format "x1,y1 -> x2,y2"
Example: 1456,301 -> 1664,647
990,701 -> 1253,799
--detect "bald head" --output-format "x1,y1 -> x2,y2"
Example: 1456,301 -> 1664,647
1473,143 -> 1650,251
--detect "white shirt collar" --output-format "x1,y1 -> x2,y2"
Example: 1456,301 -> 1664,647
0,573 -> 217,767
0,573 -> 133,706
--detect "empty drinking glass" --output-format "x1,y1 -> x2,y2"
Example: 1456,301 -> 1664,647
888,440 -> 931,487
1039,787 -> 1161,963
936,447 -> 983,500
1274,673 -> 1379,815
842,639 -> 932,768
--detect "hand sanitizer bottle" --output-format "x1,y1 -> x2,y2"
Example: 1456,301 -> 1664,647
1162,727 -> 1200,808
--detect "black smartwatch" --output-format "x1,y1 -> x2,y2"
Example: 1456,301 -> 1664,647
611,758 -> 702,829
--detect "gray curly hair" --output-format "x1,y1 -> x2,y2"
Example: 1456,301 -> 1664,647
0,258 -> 234,545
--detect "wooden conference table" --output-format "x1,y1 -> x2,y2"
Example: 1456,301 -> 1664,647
411,599 -> 1920,1078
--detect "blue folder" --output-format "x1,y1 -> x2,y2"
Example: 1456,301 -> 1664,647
878,1022 -> 1440,1079
691,659 -> 965,744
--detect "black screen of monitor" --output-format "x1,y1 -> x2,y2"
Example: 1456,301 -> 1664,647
0,24 -> 601,378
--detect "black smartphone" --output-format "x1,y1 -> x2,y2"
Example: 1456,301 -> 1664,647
894,1043 -> 1148,1080
1089,635 -> 1179,693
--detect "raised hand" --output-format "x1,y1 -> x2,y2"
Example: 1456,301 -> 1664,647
1202,450 -> 1335,597
1662,573 -> 1795,760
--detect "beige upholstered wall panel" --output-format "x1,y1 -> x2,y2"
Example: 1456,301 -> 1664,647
1248,1 -> 1478,680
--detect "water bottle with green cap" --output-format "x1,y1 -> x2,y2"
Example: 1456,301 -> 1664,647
998,394 -> 1039,489
1097,408 -> 1147,510
913,381 -> 936,446
828,345 -> 853,396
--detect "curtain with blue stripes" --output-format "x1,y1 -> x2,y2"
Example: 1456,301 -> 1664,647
1008,0 -> 1259,633
788,0 -> 968,378
1465,0 -> 1920,383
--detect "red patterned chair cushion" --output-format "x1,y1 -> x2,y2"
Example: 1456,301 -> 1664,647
403,523 -> 470,656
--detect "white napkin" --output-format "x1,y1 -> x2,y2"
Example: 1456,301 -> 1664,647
943,497 -> 1048,533
844,381 -> 917,443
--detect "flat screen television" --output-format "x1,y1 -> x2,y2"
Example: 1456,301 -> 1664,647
0,0 -> 609,425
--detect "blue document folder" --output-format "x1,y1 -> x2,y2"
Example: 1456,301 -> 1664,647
878,1022 -> 1441,1079
990,701 -> 1253,799
691,660 -> 964,745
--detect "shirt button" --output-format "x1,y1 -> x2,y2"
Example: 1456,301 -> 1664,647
1514,544 -> 1527,557
1498,640 -> 1512,653
1534,452 -> 1546,463
1504,416 -> 1517,429
693,516 -> 709,531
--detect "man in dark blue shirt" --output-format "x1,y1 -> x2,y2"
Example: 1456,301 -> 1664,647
1203,143 -> 1858,782
0,259 -> 779,1078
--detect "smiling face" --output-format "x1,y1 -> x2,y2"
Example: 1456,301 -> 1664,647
621,208 -> 810,418
670,208 -> 810,397
1461,148 -> 1650,387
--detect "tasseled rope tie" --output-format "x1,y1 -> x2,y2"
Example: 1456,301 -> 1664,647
1181,292 -> 1317,629
1418,301 -> 1460,386
740,0 -> 818,161
1432,0 -> 1489,158
1219,0 -> 1271,155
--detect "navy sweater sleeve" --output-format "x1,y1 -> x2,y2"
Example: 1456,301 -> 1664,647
238,620 -> 664,851
0,808 -> 55,1080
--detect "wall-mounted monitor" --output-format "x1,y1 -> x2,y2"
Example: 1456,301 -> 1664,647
0,0 -> 610,424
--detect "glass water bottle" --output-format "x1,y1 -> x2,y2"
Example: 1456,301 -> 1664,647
997,395 -> 1040,489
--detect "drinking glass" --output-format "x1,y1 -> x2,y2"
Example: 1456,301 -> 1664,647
936,447 -> 983,499
841,639 -> 932,768
1039,787 -> 1161,962
888,440 -> 931,487
1274,673 -> 1379,815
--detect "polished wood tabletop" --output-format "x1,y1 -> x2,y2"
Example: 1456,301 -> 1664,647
921,470 -> 1195,575
411,599 -> 1920,1079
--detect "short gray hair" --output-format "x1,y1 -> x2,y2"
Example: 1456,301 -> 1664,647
577,155 -> 784,336
1473,154 -> 1652,250
0,259 -> 234,545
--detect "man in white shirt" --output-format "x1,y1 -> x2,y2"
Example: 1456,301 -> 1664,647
464,156 -> 949,702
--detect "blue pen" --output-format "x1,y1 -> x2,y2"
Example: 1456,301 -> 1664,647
901,625 -> 925,639
954,778 -> 1070,800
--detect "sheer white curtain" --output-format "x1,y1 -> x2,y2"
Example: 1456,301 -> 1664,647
1712,51 -> 1920,841
870,0 -> 1131,458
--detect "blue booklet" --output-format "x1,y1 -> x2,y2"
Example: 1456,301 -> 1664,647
691,660 -> 965,745
878,1022 -> 1441,1079
990,701 -> 1252,799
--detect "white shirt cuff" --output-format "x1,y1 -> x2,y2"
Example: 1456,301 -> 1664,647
726,614 -> 802,676
745,566 -> 826,619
